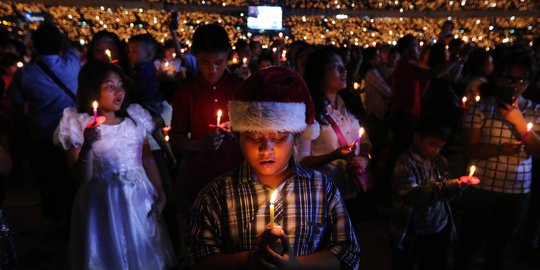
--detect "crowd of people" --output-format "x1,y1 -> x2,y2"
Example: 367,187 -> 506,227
0,2 -> 539,270
0,1 -> 538,51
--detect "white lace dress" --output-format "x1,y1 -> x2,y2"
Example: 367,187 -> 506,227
54,104 -> 176,270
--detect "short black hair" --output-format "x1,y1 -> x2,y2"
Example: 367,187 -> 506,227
396,34 -> 417,55
415,114 -> 452,141
32,23 -> 66,55
191,24 -> 231,54
128,34 -> 157,58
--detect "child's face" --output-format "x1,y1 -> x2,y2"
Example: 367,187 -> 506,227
99,72 -> 125,113
196,51 -> 228,85
128,41 -> 151,65
413,134 -> 446,159
239,132 -> 296,182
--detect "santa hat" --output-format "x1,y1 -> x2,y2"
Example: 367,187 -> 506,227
229,66 -> 320,140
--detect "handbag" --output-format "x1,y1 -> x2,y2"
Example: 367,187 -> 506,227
324,114 -> 374,193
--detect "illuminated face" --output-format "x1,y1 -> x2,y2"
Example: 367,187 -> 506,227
196,51 -> 228,85
324,54 -> 347,93
99,72 -> 125,113
239,132 -> 295,182
93,37 -> 118,63
413,134 -> 447,159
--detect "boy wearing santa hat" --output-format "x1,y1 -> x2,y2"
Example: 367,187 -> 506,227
189,67 -> 360,269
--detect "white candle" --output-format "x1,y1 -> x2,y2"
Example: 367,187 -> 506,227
475,95 -> 481,102
105,49 -> 112,62
461,96 -> 468,108
468,165 -> 476,181
269,190 -> 277,225
216,109 -> 222,131
92,101 -> 98,122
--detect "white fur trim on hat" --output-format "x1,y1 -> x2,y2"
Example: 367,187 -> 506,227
229,101 -> 307,133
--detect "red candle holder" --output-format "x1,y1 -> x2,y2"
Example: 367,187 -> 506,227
460,175 -> 480,185
86,116 -> 107,128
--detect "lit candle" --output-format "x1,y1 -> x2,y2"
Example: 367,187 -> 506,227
468,165 -> 476,181
461,96 -> 468,109
352,126 -> 365,149
92,101 -> 98,122
242,57 -> 248,67
353,82 -> 360,90
269,190 -> 278,225
165,135 -> 170,142
105,49 -> 113,62
172,52 -> 177,58
522,122 -> 534,144
475,95 -> 481,102
232,57 -> 238,64
216,109 -> 222,131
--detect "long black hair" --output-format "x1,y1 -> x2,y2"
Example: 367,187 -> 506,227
76,61 -> 130,118
303,46 -> 363,125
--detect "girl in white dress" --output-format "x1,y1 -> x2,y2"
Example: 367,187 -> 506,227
54,61 -> 176,269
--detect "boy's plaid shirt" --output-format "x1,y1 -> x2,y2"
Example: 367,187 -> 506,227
189,161 -> 361,269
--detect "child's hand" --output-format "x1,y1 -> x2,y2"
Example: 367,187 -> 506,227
148,196 -> 166,217
347,155 -> 369,170
332,144 -> 355,160
199,132 -> 225,151
497,141 -> 524,156
83,127 -> 101,147
259,231 -> 297,270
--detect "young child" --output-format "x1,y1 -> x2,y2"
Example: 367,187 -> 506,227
170,23 -> 244,202
390,115 -> 478,270
53,61 -> 176,269
127,33 -> 162,106
189,67 -> 360,270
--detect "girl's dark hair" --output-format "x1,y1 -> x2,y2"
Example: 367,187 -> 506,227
87,31 -> 130,74
76,61 -> 129,117
303,46 -> 363,125
359,47 -> 379,79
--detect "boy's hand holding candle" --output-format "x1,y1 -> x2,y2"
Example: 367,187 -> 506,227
460,165 -> 480,185
521,122 -> 534,145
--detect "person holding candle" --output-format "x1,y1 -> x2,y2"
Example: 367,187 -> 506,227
170,24 -> 244,202
87,30 -> 131,75
189,67 -> 360,270
390,114 -> 478,270
53,61 -> 176,269
456,51 -> 540,270
296,46 -> 371,224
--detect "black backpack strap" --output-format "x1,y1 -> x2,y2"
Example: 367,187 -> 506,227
35,59 -> 76,101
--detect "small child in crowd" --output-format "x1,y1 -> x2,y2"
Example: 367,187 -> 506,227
390,115 -> 479,270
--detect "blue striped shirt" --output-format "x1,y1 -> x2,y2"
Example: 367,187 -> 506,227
189,161 -> 361,269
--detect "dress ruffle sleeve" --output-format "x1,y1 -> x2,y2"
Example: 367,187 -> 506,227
53,107 -> 92,150
126,103 -> 155,136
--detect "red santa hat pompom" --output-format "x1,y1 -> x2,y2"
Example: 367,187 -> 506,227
229,66 -> 319,140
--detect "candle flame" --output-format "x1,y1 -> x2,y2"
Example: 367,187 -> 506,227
165,135 -> 169,142
242,57 -> 248,64
93,101 -> 98,110
232,57 -> 238,64
105,49 -> 111,57
172,53 -> 177,58
469,165 -> 476,178
270,190 -> 278,205
475,95 -> 481,102
353,82 -> 360,90
462,96 -> 468,103
358,127 -> 365,139
165,61 -> 169,67
527,122 -> 533,132
217,109 -> 223,118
